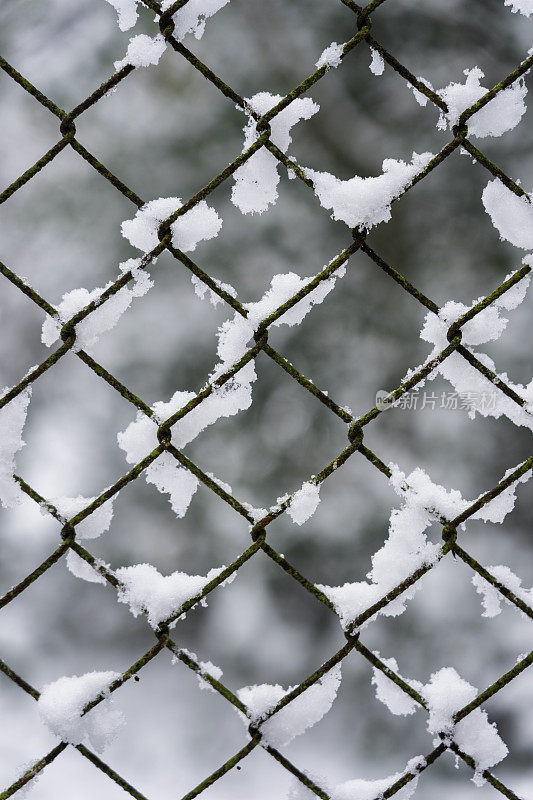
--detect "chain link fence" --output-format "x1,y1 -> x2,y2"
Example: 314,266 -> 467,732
1,0 -> 532,798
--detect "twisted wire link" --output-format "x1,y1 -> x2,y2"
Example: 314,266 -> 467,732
1,0 -> 532,797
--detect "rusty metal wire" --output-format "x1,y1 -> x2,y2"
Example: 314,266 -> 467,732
1,1 -> 532,798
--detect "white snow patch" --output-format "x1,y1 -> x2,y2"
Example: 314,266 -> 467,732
437,67 -> 527,138
287,756 -> 426,800
287,481 -> 320,525
369,48 -> 385,76
122,197 -> 222,253
38,671 -> 123,751
414,268 -> 533,429
0,388 -> 31,508
232,92 -> 319,215
237,664 -> 341,747
470,463 -> 532,524
319,458 -> 530,630
304,152 -> 433,231
114,33 -> 166,71
371,655 -> 423,717
423,667 -> 477,736
53,494 -> 114,585
66,550 -> 107,585
42,259 -> 153,351
408,77 -> 435,107
315,42 -> 344,70
172,647 -> 223,692
103,0 -> 139,31
504,0 -> 533,16
318,465 -> 458,628
162,0 -> 230,42
196,660 -> 223,691
115,562 -> 232,627
53,495 -> 115,540
144,453 -> 200,517
191,274 -> 237,307
482,179 -> 533,250
472,564 -> 533,617
422,667 -> 508,785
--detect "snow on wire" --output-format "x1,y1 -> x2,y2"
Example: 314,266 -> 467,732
0,0 -> 533,798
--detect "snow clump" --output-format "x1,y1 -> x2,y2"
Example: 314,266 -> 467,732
315,42 -> 344,70
232,92 -> 319,215
41,259 -> 153,351
38,671 -> 123,752
304,152 -> 433,231
0,388 -> 31,508
287,481 -> 321,525
504,0 -> 533,16
412,267 -> 533,429
423,667 -> 508,785
369,48 -> 385,76
103,0 -> 140,31
122,197 -> 222,253
53,495 -> 115,585
482,180 -> 533,250
237,664 -> 342,747
436,67 -> 527,138
287,755 -> 426,800
114,33 -> 167,71
115,562 -> 233,627
472,564 -> 533,617
318,459 -> 531,630
161,0 -> 230,41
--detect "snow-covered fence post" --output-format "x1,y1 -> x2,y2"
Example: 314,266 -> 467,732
1,0 -> 533,798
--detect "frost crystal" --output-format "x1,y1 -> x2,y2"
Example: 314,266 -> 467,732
114,33 -> 167,71
162,0 -> 230,42
472,564 -> 533,617
42,259 -> 153,351
504,0 -> 533,15
304,152 -> 433,231
115,562 -> 232,627
369,48 -> 385,76
287,481 -> 321,525
315,42 -> 344,70
122,196 -> 222,253
232,92 -> 319,215
237,664 -> 341,747
415,269 -> 533,429
482,180 -> 533,250
103,0 -> 140,31
0,388 -> 31,508
38,671 -> 123,752
437,67 -> 527,138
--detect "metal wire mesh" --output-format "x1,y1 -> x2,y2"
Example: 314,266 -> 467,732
1,0 -> 532,797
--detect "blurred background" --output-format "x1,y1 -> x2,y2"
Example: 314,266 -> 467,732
0,0 -> 532,797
